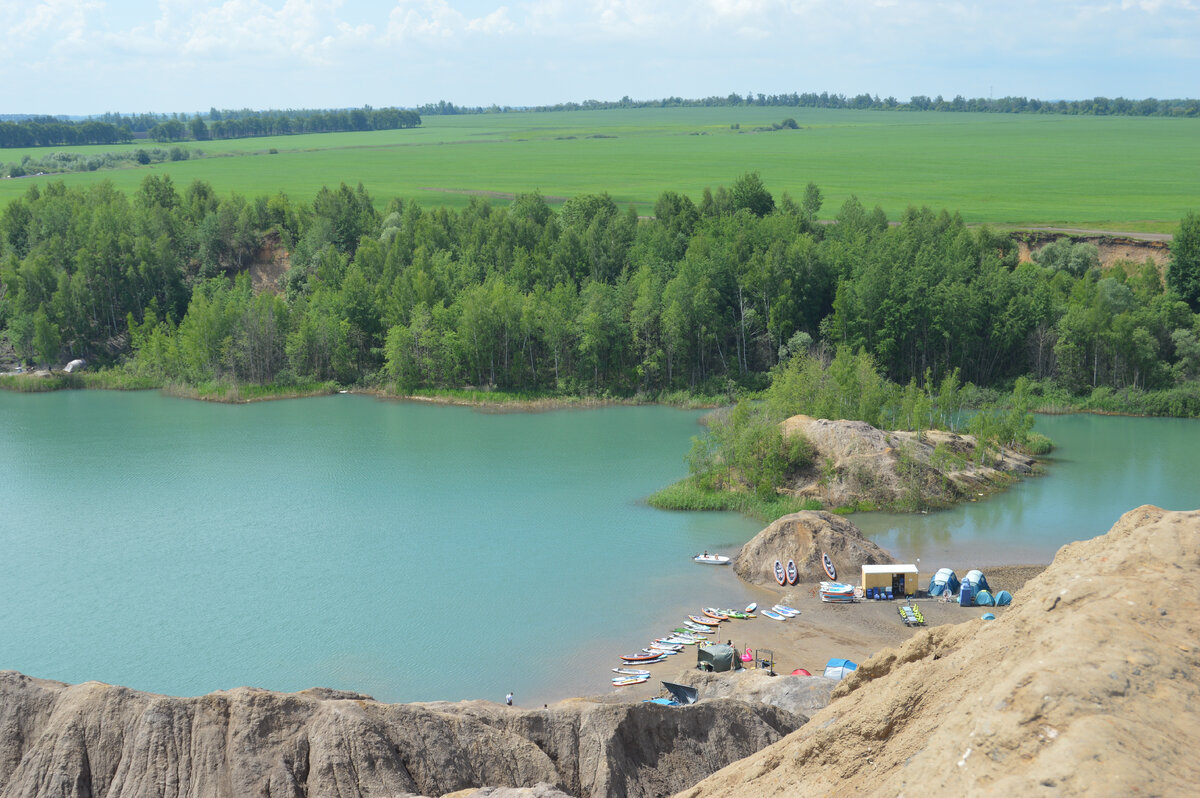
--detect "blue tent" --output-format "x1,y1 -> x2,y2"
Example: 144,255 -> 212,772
994,590 -> 1013,606
974,589 -> 995,606
824,658 -> 858,681
962,569 -> 991,593
928,568 -> 960,597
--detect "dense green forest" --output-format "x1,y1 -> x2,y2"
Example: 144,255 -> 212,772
1,174 -> 1199,417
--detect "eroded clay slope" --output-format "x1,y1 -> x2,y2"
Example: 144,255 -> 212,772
680,505 -> 1200,797
0,676 -> 800,798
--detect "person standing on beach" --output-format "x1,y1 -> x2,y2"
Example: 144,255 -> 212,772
505,691 -> 513,706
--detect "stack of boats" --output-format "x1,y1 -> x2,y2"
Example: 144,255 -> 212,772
611,603 -> 758,687
819,581 -> 858,603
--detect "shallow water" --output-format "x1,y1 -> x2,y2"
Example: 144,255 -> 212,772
1,393 -> 1196,704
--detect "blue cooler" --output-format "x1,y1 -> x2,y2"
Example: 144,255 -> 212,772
959,584 -> 974,607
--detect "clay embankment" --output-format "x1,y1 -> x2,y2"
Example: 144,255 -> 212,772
0,674 -> 800,798
780,415 -> 1036,510
678,505 -> 1200,797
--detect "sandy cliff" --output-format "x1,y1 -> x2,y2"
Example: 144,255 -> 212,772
678,505 -> 1200,797
0,676 -> 800,798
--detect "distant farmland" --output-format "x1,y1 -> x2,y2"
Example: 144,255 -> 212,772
1,107 -> 1196,232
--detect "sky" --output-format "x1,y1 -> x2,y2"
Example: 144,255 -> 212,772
1,0 -> 1198,115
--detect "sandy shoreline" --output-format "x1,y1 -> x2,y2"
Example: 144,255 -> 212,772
559,564 -> 1046,706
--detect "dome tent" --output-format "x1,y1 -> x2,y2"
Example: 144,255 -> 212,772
824,658 -> 858,681
928,568 -> 960,597
995,590 -> 1013,606
962,569 -> 991,593
974,589 -> 995,606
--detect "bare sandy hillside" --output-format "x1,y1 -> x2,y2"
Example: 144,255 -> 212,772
677,505 -> 1200,797
780,415 -> 1036,510
734,510 -> 894,586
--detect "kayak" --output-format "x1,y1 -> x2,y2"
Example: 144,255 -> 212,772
774,560 -> 787,585
620,653 -> 667,663
786,559 -> 799,585
822,552 -> 837,580
613,676 -> 649,687
719,609 -> 750,619
688,615 -> 720,627
745,602 -> 758,613
693,553 -> 731,565
673,627 -> 709,637
613,667 -> 651,676
702,608 -> 729,620
658,636 -> 698,645
762,609 -> 786,620
643,647 -> 678,656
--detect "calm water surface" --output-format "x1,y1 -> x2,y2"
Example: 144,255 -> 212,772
854,413 -> 1200,564
1,393 -> 1197,704
0,391 -> 760,704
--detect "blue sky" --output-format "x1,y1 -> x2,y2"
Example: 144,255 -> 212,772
2,0 -> 1198,115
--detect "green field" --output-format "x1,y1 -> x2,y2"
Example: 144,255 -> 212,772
2,107 -> 1196,231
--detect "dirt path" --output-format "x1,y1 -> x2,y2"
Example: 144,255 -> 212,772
1019,226 -> 1172,242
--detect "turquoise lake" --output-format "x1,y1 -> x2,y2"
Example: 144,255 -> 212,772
1,391 -> 1197,705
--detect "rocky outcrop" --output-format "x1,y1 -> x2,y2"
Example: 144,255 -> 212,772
0,675 -> 801,798
679,505 -> 1200,797
780,415 -> 1036,509
734,510 -> 895,586
663,671 -> 836,717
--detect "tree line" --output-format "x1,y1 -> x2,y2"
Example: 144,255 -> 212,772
1,174 -> 1198,416
0,107 -> 420,149
418,92 -> 1200,118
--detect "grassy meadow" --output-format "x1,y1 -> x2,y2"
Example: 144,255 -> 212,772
1,106 -> 1197,231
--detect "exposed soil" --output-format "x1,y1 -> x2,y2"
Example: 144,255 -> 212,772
1014,230 -> 1171,271
678,506 -> 1200,797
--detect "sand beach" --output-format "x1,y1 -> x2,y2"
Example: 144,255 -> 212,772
585,564 -> 1046,704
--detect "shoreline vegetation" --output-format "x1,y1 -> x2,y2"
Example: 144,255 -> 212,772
3,173 -> 1199,435
6,366 -> 1198,417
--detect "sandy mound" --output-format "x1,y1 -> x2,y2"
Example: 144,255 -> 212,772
780,415 -> 1036,510
734,510 -> 895,586
678,505 -> 1200,797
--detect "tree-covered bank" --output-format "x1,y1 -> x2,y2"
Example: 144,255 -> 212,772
1,174 -> 1198,418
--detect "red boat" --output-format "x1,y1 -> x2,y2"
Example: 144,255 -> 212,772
688,614 -> 720,627
620,653 -> 666,663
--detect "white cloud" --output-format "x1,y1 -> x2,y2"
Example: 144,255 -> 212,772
0,0 -> 1197,113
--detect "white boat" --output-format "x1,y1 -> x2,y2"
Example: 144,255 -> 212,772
693,553 -> 731,565
613,667 -> 651,676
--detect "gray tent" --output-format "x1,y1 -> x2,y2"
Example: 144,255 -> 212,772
662,682 -> 699,705
696,644 -> 742,673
